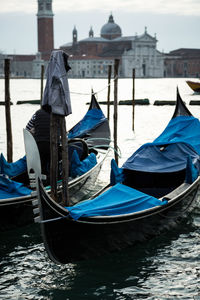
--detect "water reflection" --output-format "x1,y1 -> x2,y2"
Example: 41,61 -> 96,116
1,78 -> 200,299
2,216 -> 199,299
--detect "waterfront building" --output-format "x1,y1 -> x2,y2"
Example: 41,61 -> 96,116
0,0 -> 199,78
164,49 -> 200,78
60,15 -> 164,78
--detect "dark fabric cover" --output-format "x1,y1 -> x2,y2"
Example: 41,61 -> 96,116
42,50 -> 72,116
0,154 -> 27,177
66,183 -> 167,220
34,109 -> 50,142
154,116 -> 200,153
123,142 -> 200,173
70,150 -> 97,178
123,116 -> 200,173
0,175 -> 31,199
185,156 -> 198,184
110,159 -> 125,185
68,108 -> 106,139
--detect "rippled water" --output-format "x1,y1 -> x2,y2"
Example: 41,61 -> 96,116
1,78 -> 200,299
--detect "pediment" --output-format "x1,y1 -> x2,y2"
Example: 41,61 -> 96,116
137,33 -> 156,43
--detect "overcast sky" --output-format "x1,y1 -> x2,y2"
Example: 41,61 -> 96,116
0,0 -> 200,54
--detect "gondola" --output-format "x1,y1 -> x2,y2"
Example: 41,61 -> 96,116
186,80 -> 200,93
0,94 -> 110,231
31,88 -> 200,264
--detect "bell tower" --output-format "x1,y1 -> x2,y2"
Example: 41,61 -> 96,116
37,0 -> 54,59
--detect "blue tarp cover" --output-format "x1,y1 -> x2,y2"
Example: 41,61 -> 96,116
68,108 -> 106,139
66,183 -> 167,220
154,116 -> 200,153
110,159 -> 125,185
0,175 -> 32,199
123,116 -> 200,173
185,156 -> 199,183
70,151 -> 97,178
0,154 -> 27,177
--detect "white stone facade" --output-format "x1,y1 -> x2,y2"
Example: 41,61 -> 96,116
122,31 -> 164,78
32,52 -> 46,79
68,57 -> 115,78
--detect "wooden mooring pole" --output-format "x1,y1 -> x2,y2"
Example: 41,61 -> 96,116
50,114 -> 59,202
40,65 -> 44,105
114,59 -> 120,166
132,68 -> 135,131
50,114 -> 69,206
4,59 -> 13,163
107,65 -> 112,120
60,117 -> 69,206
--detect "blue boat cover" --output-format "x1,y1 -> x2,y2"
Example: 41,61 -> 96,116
185,156 -> 199,184
0,175 -> 32,199
123,116 -> 200,173
70,150 -> 97,178
110,159 -> 125,185
154,116 -> 200,153
68,108 -> 106,139
0,154 -> 27,177
66,183 -> 167,220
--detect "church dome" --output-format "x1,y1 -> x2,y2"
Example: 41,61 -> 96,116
100,14 -> 122,40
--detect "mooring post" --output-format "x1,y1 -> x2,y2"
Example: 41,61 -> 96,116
59,117 -> 70,206
132,68 -> 135,131
50,114 -> 59,201
4,59 -> 13,163
114,59 -> 120,166
107,65 -> 112,120
40,65 -> 44,106
50,114 -> 70,206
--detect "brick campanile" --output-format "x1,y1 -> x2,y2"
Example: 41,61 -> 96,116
37,0 -> 54,59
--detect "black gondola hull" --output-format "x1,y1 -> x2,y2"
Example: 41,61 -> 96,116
37,177 -> 200,264
30,88 -> 200,264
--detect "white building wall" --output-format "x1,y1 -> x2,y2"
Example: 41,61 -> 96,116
69,58 -> 115,78
32,52 -> 46,78
122,34 -> 164,78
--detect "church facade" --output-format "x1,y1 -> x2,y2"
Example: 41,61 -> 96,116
60,15 -> 164,78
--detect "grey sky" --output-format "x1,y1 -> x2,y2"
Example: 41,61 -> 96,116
0,0 -> 200,54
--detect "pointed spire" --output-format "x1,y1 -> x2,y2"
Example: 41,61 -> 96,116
108,13 -> 114,23
89,26 -> 94,38
73,25 -> 77,43
73,25 -> 77,34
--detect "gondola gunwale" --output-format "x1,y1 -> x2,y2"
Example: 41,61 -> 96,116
37,174 -> 200,225
0,149 -> 108,207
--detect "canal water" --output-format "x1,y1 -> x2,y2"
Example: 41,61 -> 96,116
0,78 -> 200,299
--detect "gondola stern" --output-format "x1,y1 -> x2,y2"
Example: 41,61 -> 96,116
89,90 -> 101,110
172,87 -> 193,119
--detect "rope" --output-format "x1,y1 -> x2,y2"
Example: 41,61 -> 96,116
91,145 -> 121,158
70,76 -> 118,97
86,137 -> 122,158
40,215 -> 70,224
